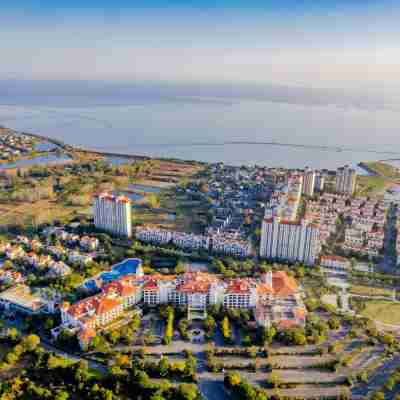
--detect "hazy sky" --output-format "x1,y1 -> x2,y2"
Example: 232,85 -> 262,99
1,0 -> 399,95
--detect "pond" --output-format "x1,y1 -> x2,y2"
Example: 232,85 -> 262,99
35,142 -> 59,152
0,154 -> 72,169
106,156 -> 135,166
129,184 -> 161,193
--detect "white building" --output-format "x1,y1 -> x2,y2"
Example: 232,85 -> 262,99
260,216 -> 320,266
302,167 -> 316,197
320,255 -> 351,272
335,165 -> 357,195
314,173 -> 325,192
93,193 -> 132,238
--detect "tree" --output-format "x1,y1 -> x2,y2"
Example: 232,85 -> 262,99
7,327 -> 20,342
176,383 -> 198,400
115,354 -> 130,368
55,391 -> 70,400
267,371 -> 280,388
327,316 -> 341,330
371,392 -> 385,400
221,316 -> 231,342
261,326 -> 276,345
21,334 -> 40,352
5,351 -> 19,365
225,372 -> 242,387
158,356 -> 170,377
147,194 -> 160,209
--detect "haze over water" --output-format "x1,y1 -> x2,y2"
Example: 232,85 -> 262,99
0,95 -> 400,168
1,88 -> 400,169
1,1 -> 400,169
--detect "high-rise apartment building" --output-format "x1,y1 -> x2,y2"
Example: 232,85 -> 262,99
93,193 -> 132,238
302,167 -> 316,197
335,165 -> 357,195
260,216 -> 320,266
314,172 -> 325,193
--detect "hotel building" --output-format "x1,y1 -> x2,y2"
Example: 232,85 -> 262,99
57,260 -> 306,348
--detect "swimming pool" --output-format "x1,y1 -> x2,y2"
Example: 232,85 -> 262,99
82,258 -> 143,290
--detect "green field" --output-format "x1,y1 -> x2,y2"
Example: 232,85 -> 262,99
355,175 -> 388,197
361,300 -> 400,325
349,285 -> 394,298
362,161 -> 400,179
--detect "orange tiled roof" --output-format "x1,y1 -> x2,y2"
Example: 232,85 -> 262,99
277,319 -> 298,329
257,271 -> 298,297
293,308 -> 307,320
102,280 -> 138,297
78,328 -> 96,343
67,294 -> 122,319
177,281 -> 210,294
225,278 -> 252,294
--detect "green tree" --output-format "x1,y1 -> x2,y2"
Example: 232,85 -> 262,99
21,334 -> 40,352
261,326 -> 276,345
158,356 -> 170,378
221,316 -> 231,342
371,392 -> 385,400
176,383 -> 199,400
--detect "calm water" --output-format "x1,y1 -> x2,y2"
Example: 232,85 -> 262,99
0,154 -> 72,169
1,98 -> 400,169
129,184 -> 161,193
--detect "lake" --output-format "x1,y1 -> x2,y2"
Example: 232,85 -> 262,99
1,97 -> 400,169
0,154 -> 72,170
129,184 -> 161,193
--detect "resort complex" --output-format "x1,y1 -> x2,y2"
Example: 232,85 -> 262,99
59,263 -> 306,348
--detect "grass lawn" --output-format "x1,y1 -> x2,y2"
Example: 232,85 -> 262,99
355,175 -> 389,197
349,285 -> 394,298
361,300 -> 400,325
362,161 -> 400,180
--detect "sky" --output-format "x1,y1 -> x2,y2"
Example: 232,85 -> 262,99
1,0 -> 400,97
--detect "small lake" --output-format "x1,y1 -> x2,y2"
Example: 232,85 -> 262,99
35,142 -> 59,152
129,184 -> 161,193
0,154 -> 72,169
355,164 -> 373,176
106,156 -> 135,166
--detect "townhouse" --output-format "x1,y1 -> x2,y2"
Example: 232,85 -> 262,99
320,255 -> 351,272
135,227 -> 251,258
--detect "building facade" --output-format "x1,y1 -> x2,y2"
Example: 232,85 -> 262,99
93,193 -> 132,238
302,168 -> 316,197
260,216 -> 320,266
335,165 -> 357,195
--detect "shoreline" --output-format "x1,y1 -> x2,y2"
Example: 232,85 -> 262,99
2,124 -> 399,170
